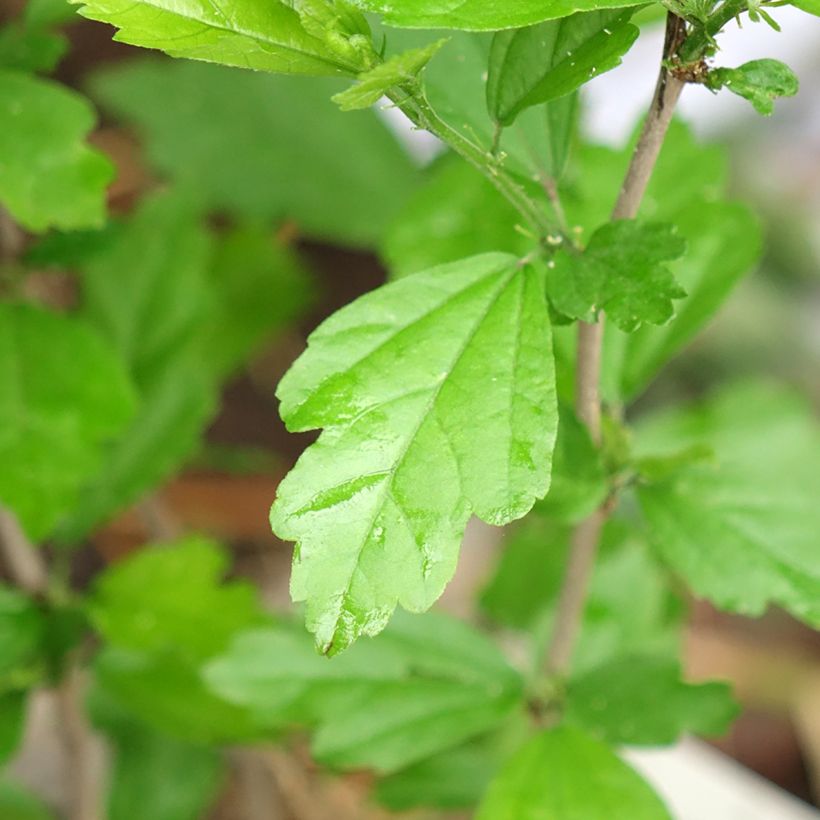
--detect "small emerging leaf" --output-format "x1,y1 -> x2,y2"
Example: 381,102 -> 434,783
707,59 -> 798,115
547,220 -> 687,332
487,11 -> 638,125
271,253 -> 557,653
333,39 -> 446,110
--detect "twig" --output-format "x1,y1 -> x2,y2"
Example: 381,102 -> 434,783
0,507 -> 48,595
544,13 -> 687,677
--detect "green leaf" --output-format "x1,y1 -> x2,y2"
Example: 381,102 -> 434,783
0,303 -> 136,541
535,403 -> 607,522
542,92 -> 578,181
487,11 -> 638,125
94,647 -> 264,744
0,69 -> 112,231
89,59 -> 418,248
615,200 -> 761,398
0,586 -> 45,689
332,38 -> 446,110
0,781 -> 53,820
476,726 -> 670,819
205,611 -> 522,773
481,517 -> 682,673
0,25 -> 67,74
92,692 -> 224,820
0,693 -> 26,766
566,656 -> 738,745
707,59 -> 799,115
204,224 -> 313,377
381,155 -> 530,279
72,0 -> 374,76
791,0 -> 820,14
90,537 -> 264,661
271,253 -> 557,653
357,0 -> 645,30
637,382 -> 820,627
547,220 -> 687,332
55,194 -> 219,541
376,741 -> 499,810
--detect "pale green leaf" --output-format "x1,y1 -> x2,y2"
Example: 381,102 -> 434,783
791,0 -> 820,14
89,59 -> 418,248
637,382 -> 820,626
271,253 -> 557,653
0,69 -> 112,231
566,656 -> 738,745
0,303 -> 136,541
332,38 -> 446,110
707,59 -> 799,115
358,0 -> 645,31
72,0 -> 372,76
381,155 -> 529,278
547,220 -> 686,332
476,726 -> 671,819
205,611 -> 522,773
542,91 -> 578,180
487,11 -> 638,125
90,537 -> 263,661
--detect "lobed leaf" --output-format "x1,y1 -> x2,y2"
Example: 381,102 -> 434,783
272,253 -> 557,653
0,69 -> 112,231
636,382 -> 820,627
547,220 -> 687,332
707,59 -> 799,116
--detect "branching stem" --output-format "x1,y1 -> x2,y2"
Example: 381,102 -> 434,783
544,13 -> 687,678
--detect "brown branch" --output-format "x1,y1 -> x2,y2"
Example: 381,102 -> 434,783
544,12 -> 687,678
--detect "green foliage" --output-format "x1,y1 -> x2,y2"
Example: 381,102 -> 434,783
0,586 -> 46,689
207,611 -> 522,772
382,155 -> 529,278
565,656 -> 738,745
791,0 -> 820,14
332,38 -> 447,110
0,781 -> 53,820
90,537 -> 263,661
73,0 -> 376,76
487,11 -> 638,125
0,303 -> 136,541
707,59 -> 799,115
355,0 -> 645,30
547,221 -> 687,332
637,382 -> 820,625
476,725 -> 671,819
92,693 -> 224,820
271,253 -> 557,653
89,59 -> 418,248
0,70 -> 112,231
0,0 -> 70,73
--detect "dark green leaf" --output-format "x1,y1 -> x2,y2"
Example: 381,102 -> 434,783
476,726 -> 670,819
487,11 -> 638,125
332,38 -> 446,110
89,59 -> 418,248
637,382 -> 820,626
0,693 -> 26,766
707,59 -> 799,115
566,656 -> 738,745
547,220 -> 687,332
0,586 -> 45,688
0,69 -> 112,231
90,537 -> 264,661
271,253 -> 557,653
0,303 -> 136,541
357,0 -> 645,30
73,0 -> 375,76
